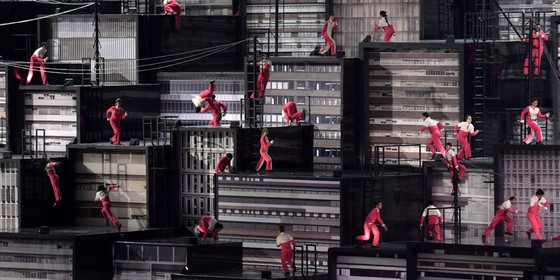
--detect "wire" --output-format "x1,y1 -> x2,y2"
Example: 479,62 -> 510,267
0,3 -> 95,27
33,0 -> 94,6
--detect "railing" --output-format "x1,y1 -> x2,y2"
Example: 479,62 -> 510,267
142,116 -> 178,146
372,144 -> 423,177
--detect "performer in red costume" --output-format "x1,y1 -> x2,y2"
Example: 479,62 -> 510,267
106,98 -> 128,145
520,99 -> 550,145
282,101 -> 304,125
250,53 -> 271,99
95,184 -> 122,230
215,153 -> 233,174
193,81 -> 215,113
419,112 -> 446,159
319,14 -> 338,56
201,95 -> 227,126
420,201 -> 442,241
523,24 -> 548,75
444,142 -> 466,186
44,158 -> 62,208
195,215 -> 223,240
356,201 -> 388,247
453,115 -> 479,159
482,196 -> 522,242
374,10 -> 395,42
276,224 -> 296,276
26,42 -> 48,85
255,128 -> 274,173
526,189 -> 549,240
163,0 -> 181,32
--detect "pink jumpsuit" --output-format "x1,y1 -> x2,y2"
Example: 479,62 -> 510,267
374,18 -> 395,42
197,216 -> 220,240
163,0 -> 181,32
106,106 -> 127,144
527,195 -> 549,240
319,19 -> 338,55
282,101 -> 303,122
45,162 -> 62,203
356,207 -> 385,246
444,148 -> 466,182
524,31 -> 548,75
420,117 -> 446,156
454,122 -> 477,159
26,47 -> 48,85
520,105 -> 548,144
276,232 -> 296,273
420,205 -> 442,240
215,155 -> 231,174
201,99 -> 227,126
250,59 -> 271,99
95,184 -> 120,226
255,134 -> 273,171
484,200 -> 519,236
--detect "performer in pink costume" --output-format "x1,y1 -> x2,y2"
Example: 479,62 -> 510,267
444,142 -> 466,185
250,54 -> 271,99
163,0 -> 181,32
482,196 -> 522,242
520,99 -> 549,145
420,201 -> 442,241
215,153 -> 233,174
282,101 -> 304,125
95,184 -> 122,230
255,128 -> 274,173
276,225 -> 296,276
419,112 -> 446,159
526,189 -> 549,240
195,216 -> 223,240
192,81 -> 215,113
319,14 -> 338,56
356,201 -> 388,247
523,24 -> 548,75
201,95 -> 227,126
453,115 -> 479,159
26,42 -> 48,85
44,158 -> 62,207
106,98 -> 128,145
374,11 -> 395,42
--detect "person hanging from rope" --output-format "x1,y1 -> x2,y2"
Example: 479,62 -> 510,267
276,224 -> 296,277
520,99 -> 550,145
419,112 -> 446,159
526,189 -> 549,240
319,14 -> 338,56
444,142 -> 466,194
195,215 -> 224,240
215,153 -> 233,174
482,196 -> 522,242
94,184 -> 122,231
374,10 -> 395,42
201,94 -> 227,126
420,201 -> 442,241
356,201 -> 388,247
192,80 -> 215,113
44,158 -> 62,208
282,101 -> 305,126
26,42 -> 48,85
106,98 -> 128,145
163,0 -> 181,32
250,53 -> 271,99
453,115 -> 479,160
523,23 -> 548,75
255,128 -> 274,174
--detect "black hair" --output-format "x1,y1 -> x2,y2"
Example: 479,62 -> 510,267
97,184 -> 106,192
374,201 -> 382,207
422,112 -> 430,118
379,11 -> 389,25
536,189 -> 544,196
509,196 -> 517,200
211,94 -> 216,100
215,223 -> 224,230
40,42 -> 47,47
428,200 -> 434,205
329,13 -> 335,17
279,224 -> 285,232
531,99 -> 539,104
226,153 -> 233,159
445,142 -> 452,147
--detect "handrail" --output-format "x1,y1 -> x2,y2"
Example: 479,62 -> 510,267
372,144 -> 423,177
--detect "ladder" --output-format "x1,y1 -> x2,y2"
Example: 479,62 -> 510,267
244,38 -> 264,128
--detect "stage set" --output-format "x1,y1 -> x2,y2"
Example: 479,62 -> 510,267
2,0 -> 560,280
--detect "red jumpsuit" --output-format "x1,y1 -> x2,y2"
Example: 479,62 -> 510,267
250,59 -> 271,99
26,47 -> 48,85
163,0 -> 181,32
276,232 -> 296,273
444,148 -> 465,182
197,216 -> 220,240
420,117 -> 446,156
356,207 -> 385,246
192,82 -> 216,109
106,106 -> 127,144
524,31 -> 548,75
484,200 -> 519,236
95,184 -> 120,226
215,155 -> 231,174
319,19 -> 338,55
45,162 -> 62,203
454,122 -> 477,159
527,195 -> 549,240
255,133 -> 273,171
201,99 -> 227,126
520,105 -> 549,144
374,18 -> 395,42
282,101 -> 303,123
420,205 -> 442,240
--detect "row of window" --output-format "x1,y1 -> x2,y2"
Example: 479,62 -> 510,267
268,81 -> 341,91
271,64 -> 341,73
314,148 -> 341,157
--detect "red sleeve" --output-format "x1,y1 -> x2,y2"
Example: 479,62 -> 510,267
374,24 -> 381,31
437,122 -> 444,131
201,103 -> 211,113
365,208 -> 375,224
537,109 -> 548,118
321,21 -> 328,36
291,238 -> 296,247
333,22 -> 338,31
220,101 -> 227,115
419,126 -> 427,133
420,216 -> 425,225
520,106 -> 529,121
261,135 -> 272,148
541,32 -> 549,41
544,201 -> 550,208
208,83 -> 215,94
107,184 -> 119,191
454,124 -> 459,134
507,208 -> 517,213
376,214 -> 385,226
452,155 -> 458,167
106,107 -> 112,119
121,108 -> 127,119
